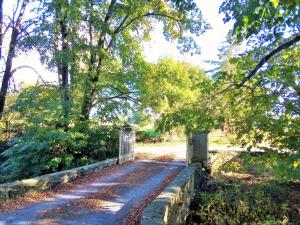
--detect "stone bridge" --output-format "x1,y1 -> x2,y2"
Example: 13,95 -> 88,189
0,127 -> 209,225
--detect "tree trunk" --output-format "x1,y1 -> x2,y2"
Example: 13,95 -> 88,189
0,0 -> 4,59
80,0 -> 116,121
80,54 -> 104,121
0,0 -> 28,119
80,79 -> 95,121
56,1 -> 70,130
80,1 -> 97,121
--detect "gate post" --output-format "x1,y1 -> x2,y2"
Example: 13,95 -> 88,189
119,124 -> 135,164
186,134 -> 193,167
186,133 -> 208,168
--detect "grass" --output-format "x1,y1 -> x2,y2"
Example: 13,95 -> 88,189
186,151 -> 300,225
208,129 -> 236,146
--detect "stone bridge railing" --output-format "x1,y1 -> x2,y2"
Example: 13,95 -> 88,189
0,125 -> 136,200
141,132 -> 209,225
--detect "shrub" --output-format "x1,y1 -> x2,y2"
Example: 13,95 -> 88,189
222,151 -> 300,181
0,123 -> 120,182
187,183 -> 290,225
0,127 -> 87,180
136,129 -> 162,143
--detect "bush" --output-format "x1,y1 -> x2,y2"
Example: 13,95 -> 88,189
81,123 -> 119,162
187,182 -> 290,225
187,152 -> 300,225
222,150 -> 300,181
0,127 -> 87,180
136,129 -> 162,143
0,123 -> 120,182
0,86 -> 122,183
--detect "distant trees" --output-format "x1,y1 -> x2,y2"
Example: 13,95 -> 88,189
138,58 -> 214,134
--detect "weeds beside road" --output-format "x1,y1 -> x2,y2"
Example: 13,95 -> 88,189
186,151 -> 300,225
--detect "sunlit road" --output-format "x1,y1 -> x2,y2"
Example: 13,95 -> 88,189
0,160 -> 184,225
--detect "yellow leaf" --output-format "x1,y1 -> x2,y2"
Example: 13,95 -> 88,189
292,159 -> 300,169
272,0 -> 279,7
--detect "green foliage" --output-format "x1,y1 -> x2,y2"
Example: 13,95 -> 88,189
19,0 -> 209,122
188,183 -> 290,225
0,85 -> 120,181
136,129 -> 162,143
139,58 -> 215,133
213,45 -> 300,151
0,122 -> 120,181
220,0 -> 299,44
223,151 -> 300,181
0,127 -> 86,180
140,58 -> 203,112
81,122 -> 120,161
187,152 -> 299,225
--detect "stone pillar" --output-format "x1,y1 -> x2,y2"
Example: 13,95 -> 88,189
186,135 -> 193,167
189,133 -> 208,168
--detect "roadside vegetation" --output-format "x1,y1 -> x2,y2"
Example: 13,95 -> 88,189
186,151 -> 300,225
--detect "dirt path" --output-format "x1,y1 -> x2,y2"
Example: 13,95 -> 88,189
0,160 -> 184,225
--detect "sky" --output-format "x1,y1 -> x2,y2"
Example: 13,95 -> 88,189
143,0 -> 233,68
7,0 -> 233,85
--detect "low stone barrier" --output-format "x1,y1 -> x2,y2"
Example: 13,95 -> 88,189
140,163 -> 201,225
0,157 -> 118,201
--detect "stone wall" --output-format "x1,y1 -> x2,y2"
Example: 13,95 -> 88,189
140,164 -> 201,225
0,158 -> 118,201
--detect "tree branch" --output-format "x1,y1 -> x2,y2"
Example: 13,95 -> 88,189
236,34 -> 300,88
116,12 -> 181,34
104,0 -> 117,23
91,91 -> 140,107
199,34 -> 300,104
11,65 -> 48,86
104,11 -> 181,51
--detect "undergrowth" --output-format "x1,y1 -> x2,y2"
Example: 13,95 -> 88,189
186,151 -> 300,225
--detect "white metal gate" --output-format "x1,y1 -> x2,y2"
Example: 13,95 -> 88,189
119,125 -> 135,164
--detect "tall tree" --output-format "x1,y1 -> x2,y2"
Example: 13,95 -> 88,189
138,58 -> 214,133
78,0 -> 209,120
27,0 -> 209,121
0,0 -> 30,119
214,0 -> 300,150
55,0 -> 70,130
